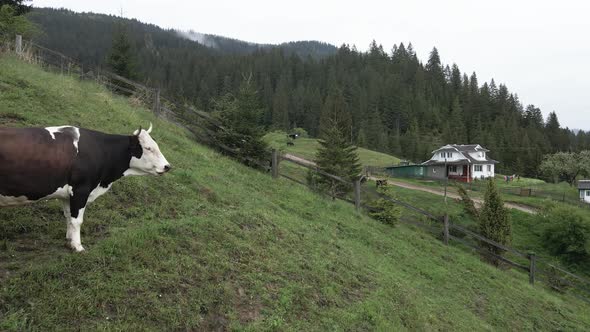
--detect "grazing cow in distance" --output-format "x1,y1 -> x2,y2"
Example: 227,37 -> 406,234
0,123 -> 171,252
376,179 -> 387,188
287,133 -> 299,140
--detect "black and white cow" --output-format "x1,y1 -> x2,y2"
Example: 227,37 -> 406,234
0,123 -> 171,252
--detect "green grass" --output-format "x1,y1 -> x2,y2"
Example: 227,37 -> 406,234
1,56 -> 590,330
264,131 -> 401,167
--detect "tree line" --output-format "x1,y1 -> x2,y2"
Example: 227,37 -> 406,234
27,8 -> 590,179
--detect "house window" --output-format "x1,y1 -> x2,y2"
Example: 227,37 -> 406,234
487,165 -> 491,172
587,190 -> 590,197
449,165 -> 457,173
475,165 -> 483,172
440,152 -> 453,159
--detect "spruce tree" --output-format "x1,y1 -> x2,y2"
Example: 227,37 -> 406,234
479,179 -> 511,264
211,78 -> 268,165
313,88 -> 361,199
106,23 -> 137,80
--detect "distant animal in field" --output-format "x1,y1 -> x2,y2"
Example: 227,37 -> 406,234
287,141 -> 294,146
0,123 -> 171,252
287,133 -> 299,140
376,179 -> 387,187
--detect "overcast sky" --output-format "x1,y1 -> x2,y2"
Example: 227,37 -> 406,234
32,0 -> 590,130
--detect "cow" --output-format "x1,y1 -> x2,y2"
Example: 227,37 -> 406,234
376,179 -> 387,188
0,123 -> 171,252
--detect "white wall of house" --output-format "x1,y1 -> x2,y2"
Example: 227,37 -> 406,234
581,190 -> 590,203
431,150 -> 466,163
467,151 -> 487,162
471,164 -> 494,179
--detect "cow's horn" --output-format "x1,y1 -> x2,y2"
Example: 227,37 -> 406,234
147,122 -> 153,134
134,126 -> 142,136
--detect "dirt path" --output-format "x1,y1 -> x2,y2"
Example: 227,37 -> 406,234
377,178 -> 537,214
283,153 -> 537,214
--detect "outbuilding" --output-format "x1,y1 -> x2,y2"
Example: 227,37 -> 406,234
578,180 -> 590,204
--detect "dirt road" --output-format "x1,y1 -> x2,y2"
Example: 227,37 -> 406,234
283,153 -> 537,214
376,178 -> 537,214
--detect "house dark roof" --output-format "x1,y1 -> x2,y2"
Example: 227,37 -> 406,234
579,180 -> 590,190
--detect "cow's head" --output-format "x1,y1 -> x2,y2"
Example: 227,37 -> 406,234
128,123 -> 172,176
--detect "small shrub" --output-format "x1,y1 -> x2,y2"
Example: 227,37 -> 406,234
456,184 -> 479,220
368,187 -> 401,226
541,206 -> 590,264
479,179 -> 511,265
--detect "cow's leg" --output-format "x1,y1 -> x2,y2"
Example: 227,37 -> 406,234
69,207 -> 86,252
62,201 -> 73,241
68,187 -> 90,252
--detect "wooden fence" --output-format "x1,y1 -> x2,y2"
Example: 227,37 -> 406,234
274,150 -> 590,303
7,35 -> 590,304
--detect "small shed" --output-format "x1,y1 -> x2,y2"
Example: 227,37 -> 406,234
384,165 -> 425,178
578,180 -> 590,204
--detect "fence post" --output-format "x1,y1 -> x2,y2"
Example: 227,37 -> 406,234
528,252 -> 536,285
15,35 -> 22,55
354,179 -> 361,211
153,88 -> 161,115
271,149 -> 279,179
443,214 -> 449,245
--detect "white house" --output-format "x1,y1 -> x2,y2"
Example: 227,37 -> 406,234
421,144 -> 498,182
579,180 -> 590,204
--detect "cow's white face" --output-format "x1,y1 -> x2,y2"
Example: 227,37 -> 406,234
128,124 -> 171,176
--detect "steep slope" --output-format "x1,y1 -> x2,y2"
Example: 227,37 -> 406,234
0,56 -> 589,331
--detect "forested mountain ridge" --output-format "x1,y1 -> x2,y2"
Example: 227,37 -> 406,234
177,30 -> 337,58
27,7 -> 590,178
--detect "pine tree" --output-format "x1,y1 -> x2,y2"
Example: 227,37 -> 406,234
313,88 -> 361,199
479,179 -> 511,264
211,77 -> 268,164
449,97 -> 467,143
106,23 -> 137,80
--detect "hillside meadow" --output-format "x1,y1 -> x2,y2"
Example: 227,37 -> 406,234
1,56 -> 589,331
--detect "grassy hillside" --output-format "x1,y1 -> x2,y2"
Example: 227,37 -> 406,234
264,131 -> 401,167
1,56 -> 589,331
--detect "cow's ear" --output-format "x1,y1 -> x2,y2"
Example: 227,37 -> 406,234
129,135 -> 143,158
133,126 -> 142,136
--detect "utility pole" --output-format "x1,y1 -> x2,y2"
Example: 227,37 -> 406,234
444,157 -> 448,205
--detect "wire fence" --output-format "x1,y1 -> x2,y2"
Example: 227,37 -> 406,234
4,34 -> 589,304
